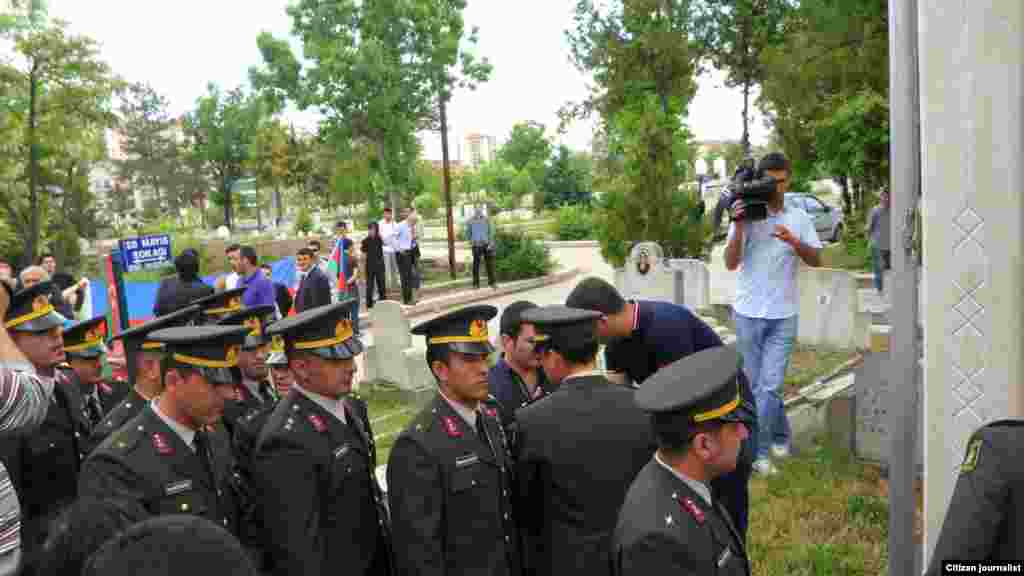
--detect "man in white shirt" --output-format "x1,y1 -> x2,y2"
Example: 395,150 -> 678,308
217,244 -> 242,291
394,212 -> 416,305
724,152 -> 822,476
379,208 -> 400,292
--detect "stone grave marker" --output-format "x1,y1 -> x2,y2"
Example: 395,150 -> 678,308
370,301 -> 414,388
668,259 -> 711,311
621,242 -> 674,303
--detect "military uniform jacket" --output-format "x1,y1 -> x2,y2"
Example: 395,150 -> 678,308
0,368 -> 90,559
926,421 -> 1024,572
222,378 -> 276,440
251,389 -> 389,576
97,378 -> 129,414
387,394 -> 521,576
612,459 -> 749,576
83,388 -> 149,456
77,405 -> 239,534
514,374 -> 656,576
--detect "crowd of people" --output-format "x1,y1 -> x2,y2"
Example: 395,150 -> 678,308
0,151 -> 991,574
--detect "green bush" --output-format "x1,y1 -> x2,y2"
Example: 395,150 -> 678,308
413,194 -> 441,219
293,207 -> 314,235
554,204 -> 594,240
841,212 -> 872,270
492,228 -> 554,281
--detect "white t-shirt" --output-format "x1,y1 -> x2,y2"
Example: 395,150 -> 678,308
224,272 -> 239,290
728,206 -> 823,319
379,220 -> 397,253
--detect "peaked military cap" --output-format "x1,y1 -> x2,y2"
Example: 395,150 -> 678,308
636,345 -> 755,432
410,304 -> 497,356
63,315 -> 109,359
148,325 -> 249,386
4,280 -> 66,332
520,305 -> 601,353
109,304 -> 200,355
191,287 -> 247,322
266,333 -> 287,366
217,304 -> 275,350
266,300 -> 362,361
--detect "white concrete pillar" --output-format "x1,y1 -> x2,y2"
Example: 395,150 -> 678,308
919,0 -> 1024,564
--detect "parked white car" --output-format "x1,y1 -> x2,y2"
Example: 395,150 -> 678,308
785,192 -> 844,242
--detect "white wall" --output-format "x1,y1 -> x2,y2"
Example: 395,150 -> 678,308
919,0 -> 1024,564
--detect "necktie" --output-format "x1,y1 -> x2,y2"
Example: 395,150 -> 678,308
475,414 -> 492,455
259,380 -> 278,404
85,394 -> 103,429
193,431 -> 215,486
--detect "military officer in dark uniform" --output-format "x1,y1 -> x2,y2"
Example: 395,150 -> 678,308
84,305 -> 201,454
62,316 -> 120,430
191,287 -> 247,324
216,304 -> 278,436
250,300 -> 390,576
514,306 -> 655,576
78,324 -> 248,534
925,420 -> 1024,572
612,346 -> 754,576
0,281 -> 91,574
387,305 -> 521,576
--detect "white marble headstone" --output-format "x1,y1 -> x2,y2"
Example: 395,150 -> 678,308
622,243 -> 674,303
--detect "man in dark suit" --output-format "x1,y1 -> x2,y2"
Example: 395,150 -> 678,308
294,248 -> 332,313
388,305 -> 521,576
78,324 -> 249,535
0,281 -> 92,574
249,300 -> 389,576
514,306 -> 655,576
262,264 -> 293,317
62,316 -> 124,429
85,305 -> 202,455
153,249 -> 215,317
487,301 -> 554,437
925,421 -> 1024,571
612,346 -> 754,576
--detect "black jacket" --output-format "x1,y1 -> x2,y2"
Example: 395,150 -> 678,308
295,267 -> 332,313
926,420 -> 1024,571
83,388 -> 148,456
361,236 -> 385,270
0,368 -> 91,566
153,277 -> 214,317
387,394 -> 521,576
514,374 -> 655,576
612,459 -> 749,576
250,390 -> 389,576
274,282 -> 293,317
78,405 -> 240,534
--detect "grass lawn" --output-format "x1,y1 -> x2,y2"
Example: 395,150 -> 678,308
748,438 -> 889,575
784,345 -> 861,398
360,383 -> 420,463
821,244 -> 869,271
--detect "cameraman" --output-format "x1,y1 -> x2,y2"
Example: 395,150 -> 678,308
724,152 -> 822,476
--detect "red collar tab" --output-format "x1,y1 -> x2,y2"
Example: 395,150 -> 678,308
308,413 -> 327,433
443,415 -> 463,438
152,432 -> 173,455
680,496 -> 705,525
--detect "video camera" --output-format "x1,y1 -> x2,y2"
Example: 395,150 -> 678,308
727,156 -> 779,223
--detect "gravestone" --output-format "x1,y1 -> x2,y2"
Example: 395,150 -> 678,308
668,259 -> 710,311
708,244 -> 736,306
855,352 -> 889,464
797,268 -> 858,349
621,243 -> 674,303
370,301 -> 414,388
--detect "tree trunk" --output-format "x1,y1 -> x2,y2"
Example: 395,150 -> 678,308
223,177 -> 233,230
274,184 -> 282,227
26,66 -> 39,269
836,175 -> 851,216
741,80 -> 751,155
256,184 -> 263,231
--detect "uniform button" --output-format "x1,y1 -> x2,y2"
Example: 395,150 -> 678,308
181,504 -> 190,512
49,442 -> 55,448
223,518 -> 228,526
505,536 -> 510,543
125,403 -> 132,408
138,426 -> 143,431
504,513 -> 509,520
471,481 -> 476,486
75,432 -> 80,438
218,489 -> 223,496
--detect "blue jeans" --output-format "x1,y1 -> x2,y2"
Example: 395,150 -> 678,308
871,246 -> 890,292
733,313 -> 798,461
341,285 -> 361,335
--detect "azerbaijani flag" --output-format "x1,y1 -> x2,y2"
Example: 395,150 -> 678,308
325,238 -> 349,290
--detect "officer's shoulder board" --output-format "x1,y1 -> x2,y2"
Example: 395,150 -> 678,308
407,406 -> 437,437
960,419 -> 1024,475
105,424 -> 144,455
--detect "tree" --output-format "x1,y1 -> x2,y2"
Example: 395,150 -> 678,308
250,0 -> 491,215
499,121 -> 551,185
565,0 -> 702,262
541,145 -> 593,208
247,119 -> 292,227
815,88 -> 889,213
693,0 -> 792,152
0,18 -> 121,265
184,83 -> 266,230
116,82 -> 189,215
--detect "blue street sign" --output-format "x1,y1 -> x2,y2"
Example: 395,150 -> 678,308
119,234 -> 172,273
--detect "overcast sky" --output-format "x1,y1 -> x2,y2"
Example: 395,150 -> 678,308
48,0 -> 770,161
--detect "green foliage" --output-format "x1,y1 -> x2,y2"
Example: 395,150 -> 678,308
413,193 -> 441,219
840,212 -> 872,271
554,204 -> 594,241
814,89 -> 890,210
293,207 -> 314,235
541,145 -> 593,208
499,121 -> 551,186
492,228 -> 554,281
251,0 -> 492,213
